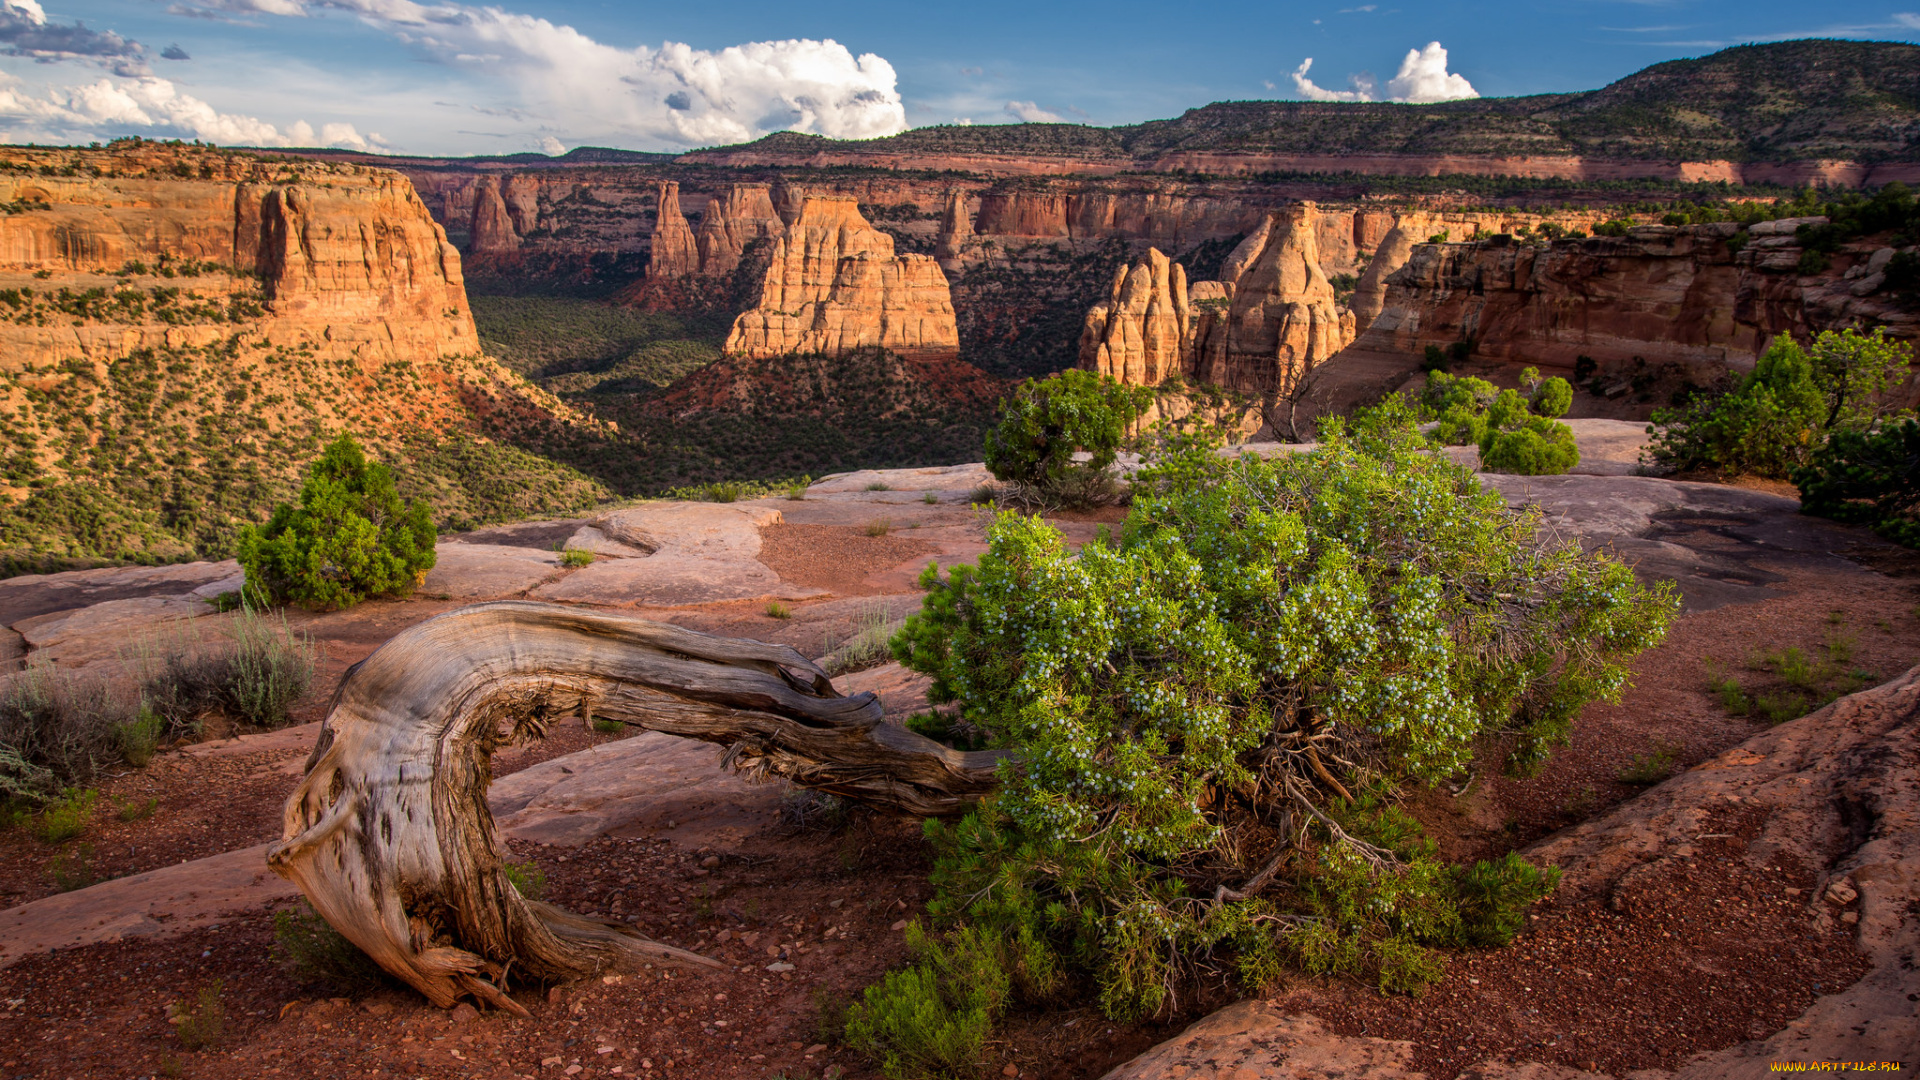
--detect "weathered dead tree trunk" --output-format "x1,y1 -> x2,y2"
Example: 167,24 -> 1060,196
267,600 -> 1004,1013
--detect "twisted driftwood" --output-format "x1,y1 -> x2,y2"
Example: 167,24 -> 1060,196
267,601 -> 1004,1013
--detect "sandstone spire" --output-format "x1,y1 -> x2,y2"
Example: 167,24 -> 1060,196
469,176 -> 520,253
1079,247 -> 1189,385
1079,203 -> 1349,398
648,181 -> 699,280
1195,203 -> 1348,396
935,191 -> 973,272
724,196 -> 960,361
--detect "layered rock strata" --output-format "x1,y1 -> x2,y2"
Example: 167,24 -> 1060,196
1327,221 -> 1920,403
724,197 -> 960,361
0,144 -> 583,516
0,145 -> 478,370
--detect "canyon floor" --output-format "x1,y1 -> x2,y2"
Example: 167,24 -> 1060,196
0,426 -> 1914,1080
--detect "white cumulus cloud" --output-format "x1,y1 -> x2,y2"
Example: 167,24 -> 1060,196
164,0 -> 910,149
1003,99 -> 1065,123
0,74 -> 372,147
1291,41 -> 1478,104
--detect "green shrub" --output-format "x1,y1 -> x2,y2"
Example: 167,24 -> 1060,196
1793,418 -> 1920,548
1617,743 -> 1680,785
560,547 -> 595,567
1531,376 -> 1573,419
168,979 -> 226,1050
35,786 -> 97,843
1418,372 -> 1577,473
48,842 -> 99,891
1756,691 -> 1811,724
865,482 -> 892,492
1417,372 -> 1498,422
703,481 -> 746,503
1648,329 -> 1911,478
765,601 -> 792,619
887,401 -> 1674,1021
845,923 -> 1018,1079
1432,405 -> 1488,447
983,370 -> 1151,508
1480,417 -> 1581,475
238,434 -> 436,610
272,906 -> 391,994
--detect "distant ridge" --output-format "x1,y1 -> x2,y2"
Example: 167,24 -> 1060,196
677,41 -> 1920,184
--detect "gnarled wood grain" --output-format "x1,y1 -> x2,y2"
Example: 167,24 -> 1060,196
267,600 -> 1004,1012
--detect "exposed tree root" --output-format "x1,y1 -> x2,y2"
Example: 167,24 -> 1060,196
268,601 -> 1006,1011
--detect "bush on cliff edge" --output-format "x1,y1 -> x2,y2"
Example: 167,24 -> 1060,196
983,370 -> 1151,508
238,434 -> 436,611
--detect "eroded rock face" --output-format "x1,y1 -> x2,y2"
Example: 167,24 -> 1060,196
724,197 -> 960,361
694,184 -> 786,278
1080,248 -> 1191,385
1080,206 -> 1350,399
469,176 -> 521,253
1196,203 -> 1349,396
1327,223 -> 1920,409
0,145 -> 479,372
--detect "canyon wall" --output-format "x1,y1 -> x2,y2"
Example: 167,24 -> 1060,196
0,146 -> 479,371
1318,220 -> 1920,411
724,197 -> 960,361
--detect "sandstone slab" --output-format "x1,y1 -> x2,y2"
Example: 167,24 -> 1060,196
809,462 -> 996,496
488,730 -> 788,849
560,525 -> 652,559
835,662 -> 933,719
0,559 -> 238,627
1098,1002 -> 1426,1080
422,542 -> 561,600
0,843 -> 296,969
11,595 -> 211,667
534,503 -> 826,606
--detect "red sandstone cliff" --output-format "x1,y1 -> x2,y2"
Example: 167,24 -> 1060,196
724,197 -> 960,361
695,184 -> 786,278
1318,220 -> 1920,413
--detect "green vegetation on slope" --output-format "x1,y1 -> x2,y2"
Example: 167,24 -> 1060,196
0,338 -> 607,575
471,295 -> 728,394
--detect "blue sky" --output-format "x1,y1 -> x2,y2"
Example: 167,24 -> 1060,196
0,0 -> 1916,155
